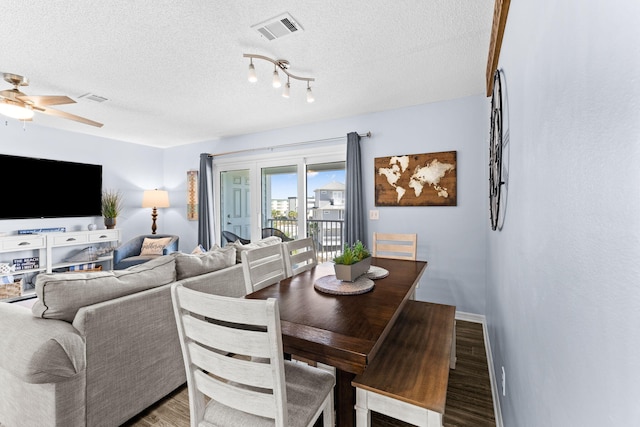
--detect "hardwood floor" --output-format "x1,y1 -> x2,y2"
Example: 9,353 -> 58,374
122,320 -> 496,427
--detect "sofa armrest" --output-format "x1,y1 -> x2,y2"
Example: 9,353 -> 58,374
0,303 -> 85,384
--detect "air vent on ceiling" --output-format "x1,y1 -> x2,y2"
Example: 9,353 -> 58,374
251,12 -> 303,41
78,93 -> 108,103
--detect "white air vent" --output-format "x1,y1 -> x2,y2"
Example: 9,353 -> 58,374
251,12 -> 303,41
78,93 -> 108,103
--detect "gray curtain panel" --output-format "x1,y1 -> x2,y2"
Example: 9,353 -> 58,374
198,153 -> 215,249
344,132 -> 366,246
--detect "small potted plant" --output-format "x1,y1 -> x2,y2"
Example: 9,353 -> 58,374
101,189 -> 123,229
333,240 -> 372,282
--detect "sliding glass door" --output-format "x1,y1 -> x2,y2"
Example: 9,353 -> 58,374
306,161 -> 346,261
214,144 -> 346,252
261,165 -> 299,241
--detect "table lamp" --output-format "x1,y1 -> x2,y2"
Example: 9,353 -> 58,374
142,189 -> 170,234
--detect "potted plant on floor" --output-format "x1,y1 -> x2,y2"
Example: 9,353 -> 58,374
101,189 -> 123,229
333,240 -> 371,282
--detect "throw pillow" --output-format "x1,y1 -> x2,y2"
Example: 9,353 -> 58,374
231,236 -> 282,263
174,246 -> 237,280
140,237 -> 173,256
191,244 -> 207,254
31,255 -> 176,322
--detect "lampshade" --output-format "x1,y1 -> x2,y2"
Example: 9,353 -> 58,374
0,100 -> 34,120
142,189 -> 170,208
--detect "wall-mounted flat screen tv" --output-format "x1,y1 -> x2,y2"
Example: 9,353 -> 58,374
0,154 -> 103,219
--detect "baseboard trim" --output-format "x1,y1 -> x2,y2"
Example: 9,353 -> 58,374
455,311 -> 504,427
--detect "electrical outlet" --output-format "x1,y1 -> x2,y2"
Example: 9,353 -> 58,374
501,366 -> 506,396
369,210 -> 379,220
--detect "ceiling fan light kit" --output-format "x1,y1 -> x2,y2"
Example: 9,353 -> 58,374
0,99 -> 34,120
244,53 -> 314,103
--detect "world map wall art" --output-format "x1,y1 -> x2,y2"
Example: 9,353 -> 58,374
375,151 -> 457,206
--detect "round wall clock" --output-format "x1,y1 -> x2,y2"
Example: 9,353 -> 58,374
489,69 -> 504,231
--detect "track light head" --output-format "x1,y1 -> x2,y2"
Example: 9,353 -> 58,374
272,67 -> 281,88
306,83 -> 314,103
248,60 -> 257,83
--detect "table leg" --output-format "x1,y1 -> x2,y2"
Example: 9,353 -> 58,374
336,369 -> 356,427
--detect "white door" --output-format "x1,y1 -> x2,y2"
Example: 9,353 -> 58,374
220,169 -> 251,244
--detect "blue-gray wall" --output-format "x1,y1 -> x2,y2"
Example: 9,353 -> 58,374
487,0 -> 640,425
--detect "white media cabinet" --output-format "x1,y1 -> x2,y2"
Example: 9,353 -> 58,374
0,229 -> 121,299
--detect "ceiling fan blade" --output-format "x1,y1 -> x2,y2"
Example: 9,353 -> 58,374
40,107 -> 103,128
17,95 -> 76,106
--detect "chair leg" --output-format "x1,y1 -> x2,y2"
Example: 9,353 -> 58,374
354,388 -> 372,427
322,388 -> 335,427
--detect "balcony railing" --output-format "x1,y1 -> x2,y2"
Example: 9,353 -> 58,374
265,219 -> 344,262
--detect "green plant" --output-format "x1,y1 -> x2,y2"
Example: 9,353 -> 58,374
101,189 -> 123,218
333,240 -> 371,265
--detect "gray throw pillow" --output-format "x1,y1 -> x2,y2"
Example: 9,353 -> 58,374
174,246 -> 236,280
230,236 -> 282,263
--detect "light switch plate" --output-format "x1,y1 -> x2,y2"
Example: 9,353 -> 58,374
369,210 -> 379,220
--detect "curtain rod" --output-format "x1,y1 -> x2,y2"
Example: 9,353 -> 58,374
207,131 -> 371,158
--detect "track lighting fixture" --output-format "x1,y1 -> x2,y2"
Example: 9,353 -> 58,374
244,53 -> 315,103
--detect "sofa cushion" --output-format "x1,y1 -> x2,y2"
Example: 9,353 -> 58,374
229,236 -> 282,263
140,237 -> 173,255
174,246 -> 236,280
32,255 -> 176,322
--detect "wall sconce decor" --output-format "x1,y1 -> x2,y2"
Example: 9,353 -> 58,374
243,53 -> 315,103
187,170 -> 198,221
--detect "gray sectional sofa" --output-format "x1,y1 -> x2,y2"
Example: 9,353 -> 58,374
0,246 -> 245,427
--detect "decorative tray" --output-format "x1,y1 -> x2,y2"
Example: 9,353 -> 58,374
314,274 -> 375,295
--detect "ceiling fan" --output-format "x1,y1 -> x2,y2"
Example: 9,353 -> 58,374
0,72 -> 103,127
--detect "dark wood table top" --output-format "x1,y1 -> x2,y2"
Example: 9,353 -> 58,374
245,257 -> 428,374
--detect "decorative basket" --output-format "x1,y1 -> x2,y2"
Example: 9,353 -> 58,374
0,279 -> 23,299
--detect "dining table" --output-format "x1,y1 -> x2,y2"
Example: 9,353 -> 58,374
245,257 -> 428,427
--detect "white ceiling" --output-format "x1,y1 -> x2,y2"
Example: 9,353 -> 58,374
1,0 -> 494,148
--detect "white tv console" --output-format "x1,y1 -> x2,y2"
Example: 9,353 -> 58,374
0,229 -> 121,298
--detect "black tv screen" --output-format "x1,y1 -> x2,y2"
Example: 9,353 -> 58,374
0,154 -> 103,219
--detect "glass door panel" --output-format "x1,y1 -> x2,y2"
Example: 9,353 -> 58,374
220,169 -> 251,245
306,161 -> 346,262
261,165 -> 298,241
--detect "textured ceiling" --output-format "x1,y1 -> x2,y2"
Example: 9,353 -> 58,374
1,0 -> 494,148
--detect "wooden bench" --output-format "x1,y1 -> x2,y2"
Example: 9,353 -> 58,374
352,301 -> 456,427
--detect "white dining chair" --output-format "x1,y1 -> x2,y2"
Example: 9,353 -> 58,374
372,233 -> 417,261
241,243 -> 289,295
171,283 -> 335,427
373,232 -> 419,299
283,237 -> 318,276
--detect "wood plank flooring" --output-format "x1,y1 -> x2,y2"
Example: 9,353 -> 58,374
122,320 -> 496,427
